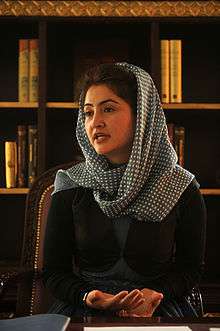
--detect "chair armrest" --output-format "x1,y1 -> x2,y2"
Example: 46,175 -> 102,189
0,269 -> 33,297
0,271 -> 19,296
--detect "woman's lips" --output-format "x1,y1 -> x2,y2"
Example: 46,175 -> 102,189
93,133 -> 110,143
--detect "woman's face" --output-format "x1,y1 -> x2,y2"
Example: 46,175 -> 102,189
83,84 -> 135,164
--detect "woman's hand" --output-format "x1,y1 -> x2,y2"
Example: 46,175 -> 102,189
86,289 -> 145,311
118,288 -> 163,317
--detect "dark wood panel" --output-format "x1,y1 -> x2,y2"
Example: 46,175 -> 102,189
0,195 -> 26,262
0,21 -> 38,102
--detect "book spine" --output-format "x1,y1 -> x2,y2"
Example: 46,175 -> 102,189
18,39 -> 29,102
175,126 -> 185,167
170,39 -> 182,103
17,125 -> 27,188
160,40 -> 170,103
5,141 -> 17,188
28,125 -> 38,187
29,39 -> 39,102
178,126 -> 185,167
167,123 -> 175,146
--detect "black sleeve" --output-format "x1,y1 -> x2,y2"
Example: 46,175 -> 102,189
42,189 -> 95,307
149,180 -> 207,300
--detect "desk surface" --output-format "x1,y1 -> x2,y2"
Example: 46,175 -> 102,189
67,317 -> 220,331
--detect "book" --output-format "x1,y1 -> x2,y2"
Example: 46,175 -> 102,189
170,39 -> 182,103
17,125 -> 27,187
167,123 -> 185,167
18,39 -> 29,102
167,122 -> 175,145
28,125 -> 38,187
174,126 -> 185,167
5,141 -> 17,188
29,39 -> 39,102
160,40 -> 170,103
0,313 -> 70,331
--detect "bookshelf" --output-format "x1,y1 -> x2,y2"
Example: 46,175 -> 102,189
0,0 -> 220,314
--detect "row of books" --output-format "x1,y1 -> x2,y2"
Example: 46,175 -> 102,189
167,123 -> 185,167
161,39 -> 182,104
4,125 -> 38,188
19,39 -> 39,102
18,37 -> 180,104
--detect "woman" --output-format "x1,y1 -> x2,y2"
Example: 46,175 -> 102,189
43,63 -> 206,317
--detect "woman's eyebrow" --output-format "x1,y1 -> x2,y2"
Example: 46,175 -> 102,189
84,99 -> 119,108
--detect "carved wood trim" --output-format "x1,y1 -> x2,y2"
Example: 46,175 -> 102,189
0,1 -> 219,18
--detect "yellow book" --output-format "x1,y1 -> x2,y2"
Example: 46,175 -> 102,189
170,40 -> 182,103
160,40 -> 170,103
5,141 -> 17,188
29,39 -> 39,102
18,39 -> 29,102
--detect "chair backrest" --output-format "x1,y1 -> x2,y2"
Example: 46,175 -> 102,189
16,159 -> 81,316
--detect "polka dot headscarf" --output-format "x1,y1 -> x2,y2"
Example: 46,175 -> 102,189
54,63 -> 195,222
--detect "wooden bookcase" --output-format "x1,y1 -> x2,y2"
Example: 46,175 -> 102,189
0,1 -> 220,314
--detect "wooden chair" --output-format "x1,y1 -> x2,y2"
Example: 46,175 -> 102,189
0,159 -> 81,317
0,157 -> 204,317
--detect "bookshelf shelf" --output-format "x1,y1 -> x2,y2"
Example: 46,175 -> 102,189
0,102 -> 38,108
46,102 -> 78,109
1,102 -> 219,111
162,103 -> 220,110
1,188 -> 217,196
0,188 -> 29,194
200,189 -> 220,196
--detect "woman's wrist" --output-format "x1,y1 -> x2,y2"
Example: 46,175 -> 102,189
82,291 -> 90,307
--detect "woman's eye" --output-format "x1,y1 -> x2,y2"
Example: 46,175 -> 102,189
84,111 -> 92,117
104,107 -> 114,113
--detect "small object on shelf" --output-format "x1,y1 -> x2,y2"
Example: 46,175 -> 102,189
29,39 -> 39,102
5,141 -> 17,189
161,39 -> 170,103
17,125 -> 27,188
170,39 -> 182,103
18,39 -> 29,102
28,125 -> 38,188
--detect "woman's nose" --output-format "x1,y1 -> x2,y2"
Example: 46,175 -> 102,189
91,112 -> 105,128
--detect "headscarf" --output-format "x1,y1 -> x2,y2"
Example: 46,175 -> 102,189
53,63 -> 195,222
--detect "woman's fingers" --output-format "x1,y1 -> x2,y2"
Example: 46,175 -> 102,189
129,297 -> 146,310
106,290 -> 142,310
119,290 -> 164,317
124,291 -> 145,310
101,291 -> 129,310
111,291 -> 129,304
119,289 -> 143,307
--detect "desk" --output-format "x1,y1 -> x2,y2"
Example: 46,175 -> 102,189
67,317 -> 220,331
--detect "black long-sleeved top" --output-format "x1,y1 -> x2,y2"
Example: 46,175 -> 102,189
42,179 -> 206,308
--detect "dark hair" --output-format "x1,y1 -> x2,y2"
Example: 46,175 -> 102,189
77,63 -> 137,113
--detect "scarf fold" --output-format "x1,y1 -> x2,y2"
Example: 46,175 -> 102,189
53,63 -> 195,222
